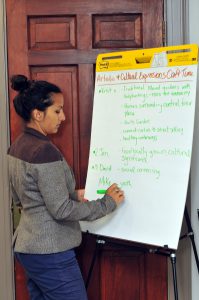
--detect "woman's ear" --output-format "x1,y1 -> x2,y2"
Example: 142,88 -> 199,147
31,109 -> 44,121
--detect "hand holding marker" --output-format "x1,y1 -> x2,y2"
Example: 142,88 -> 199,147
97,183 -> 125,206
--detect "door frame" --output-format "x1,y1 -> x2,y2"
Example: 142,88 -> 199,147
166,0 -> 189,46
0,1 -> 189,300
0,0 -> 15,299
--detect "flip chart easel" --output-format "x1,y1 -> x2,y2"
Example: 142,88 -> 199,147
81,44 -> 198,249
81,44 -> 198,299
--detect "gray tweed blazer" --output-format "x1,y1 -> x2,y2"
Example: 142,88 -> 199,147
7,127 -> 116,254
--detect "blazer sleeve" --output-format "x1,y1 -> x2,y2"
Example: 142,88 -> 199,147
34,145 -> 117,222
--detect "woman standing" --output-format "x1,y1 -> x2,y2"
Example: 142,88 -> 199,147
8,74 -> 124,300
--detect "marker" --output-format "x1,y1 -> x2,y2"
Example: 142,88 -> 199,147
97,189 -> 106,194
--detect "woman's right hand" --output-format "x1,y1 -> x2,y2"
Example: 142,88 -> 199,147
106,183 -> 125,206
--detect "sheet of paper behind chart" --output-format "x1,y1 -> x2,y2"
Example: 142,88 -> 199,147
81,60 -> 198,250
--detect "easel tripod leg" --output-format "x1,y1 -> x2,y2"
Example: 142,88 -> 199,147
85,242 -> 98,290
184,206 -> 199,273
170,253 -> 179,300
85,238 -> 105,290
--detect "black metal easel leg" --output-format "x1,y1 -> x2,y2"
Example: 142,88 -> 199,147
85,242 -> 98,290
183,206 -> 199,273
170,253 -> 179,300
85,238 -> 105,290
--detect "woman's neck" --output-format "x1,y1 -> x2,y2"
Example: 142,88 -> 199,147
26,121 -> 47,136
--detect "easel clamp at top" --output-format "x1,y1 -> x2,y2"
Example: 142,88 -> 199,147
96,44 -> 198,72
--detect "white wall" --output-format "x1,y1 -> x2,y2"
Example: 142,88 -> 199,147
166,1 -> 192,299
167,0 -> 199,297
189,1 -> 199,299
0,0 -> 15,299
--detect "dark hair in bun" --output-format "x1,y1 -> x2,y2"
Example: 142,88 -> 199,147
10,74 -> 62,122
11,74 -> 30,92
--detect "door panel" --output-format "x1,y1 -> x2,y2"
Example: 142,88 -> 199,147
100,250 -> 146,299
6,1 -> 167,299
28,16 -> 76,50
31,67 -> 80,179
93,14 -> 142,49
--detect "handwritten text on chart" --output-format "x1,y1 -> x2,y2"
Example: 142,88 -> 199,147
87,65 -> 196,190
96,68 -> 193,83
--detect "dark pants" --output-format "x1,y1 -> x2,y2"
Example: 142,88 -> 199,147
15,250 -> 88,300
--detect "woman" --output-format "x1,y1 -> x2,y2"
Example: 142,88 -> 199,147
8,74 -> 124,300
